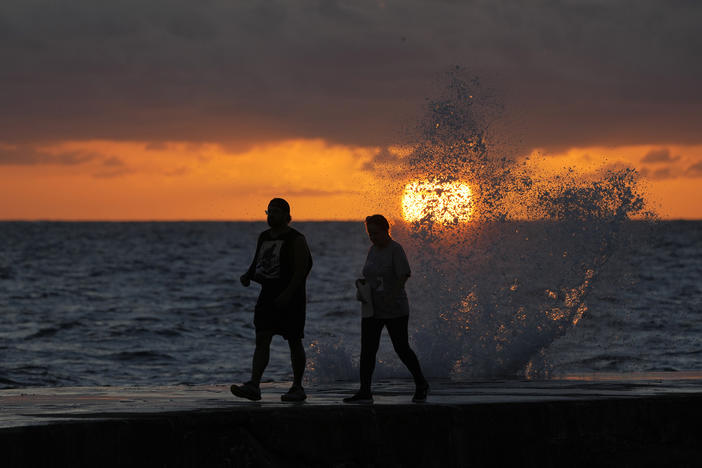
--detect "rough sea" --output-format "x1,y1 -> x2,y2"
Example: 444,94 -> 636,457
3,76 -> 700,389
1,220 -> 700,389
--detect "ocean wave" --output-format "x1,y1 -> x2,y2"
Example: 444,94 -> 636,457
109,351 -> 176,362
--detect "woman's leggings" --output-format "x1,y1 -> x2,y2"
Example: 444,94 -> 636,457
360,315 -> 426,392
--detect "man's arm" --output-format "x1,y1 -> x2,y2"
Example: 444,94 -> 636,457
240,235 -> 262,287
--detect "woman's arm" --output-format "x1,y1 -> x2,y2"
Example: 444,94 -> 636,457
384,242 -> 411,304
385,274 -> 409,302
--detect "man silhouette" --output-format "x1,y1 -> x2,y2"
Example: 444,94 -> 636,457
231,198 -> 313,401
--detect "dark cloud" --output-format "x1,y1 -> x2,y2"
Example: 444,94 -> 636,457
639,158 -> 702,180
651,167 -> 672,180
1,0 -> 700,152
686,161 -> 702,176
641,148 -> 680,163
362,147 -> 399,171
91,156 -> 133,178
102,156 -> 126,167
0,144 -> 98,165
639,167 -> 672,180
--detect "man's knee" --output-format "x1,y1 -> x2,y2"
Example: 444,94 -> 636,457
287,337 -> 302,346
288,339 -> 305,354
255,332 -> 274,347
361,342 -> 381,358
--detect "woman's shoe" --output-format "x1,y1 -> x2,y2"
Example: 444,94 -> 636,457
412,382 -> 429,402
281,385 -> 307,402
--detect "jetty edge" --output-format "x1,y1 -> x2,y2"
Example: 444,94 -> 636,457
2,391 -> 702,466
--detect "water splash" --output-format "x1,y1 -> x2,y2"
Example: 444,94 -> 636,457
310,71 -> 652,382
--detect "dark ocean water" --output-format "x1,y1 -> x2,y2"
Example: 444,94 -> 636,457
0,221 -> 700,389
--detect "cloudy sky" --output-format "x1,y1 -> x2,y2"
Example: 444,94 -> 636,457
1,0 -> 700,219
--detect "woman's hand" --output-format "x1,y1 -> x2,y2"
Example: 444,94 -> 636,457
355,278 -> 368,303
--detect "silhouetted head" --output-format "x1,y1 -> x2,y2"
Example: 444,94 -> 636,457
365,214 -> 391,247
267,198 -> 291,228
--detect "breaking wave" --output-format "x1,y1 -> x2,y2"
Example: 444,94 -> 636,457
308,71 -> 652,381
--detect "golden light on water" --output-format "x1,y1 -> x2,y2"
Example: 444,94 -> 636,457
402,180 -> 475,224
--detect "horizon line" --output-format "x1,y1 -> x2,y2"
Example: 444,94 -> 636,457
1,217 -> 700,222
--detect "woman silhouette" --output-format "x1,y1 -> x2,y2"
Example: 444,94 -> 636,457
344,214 -> 429,403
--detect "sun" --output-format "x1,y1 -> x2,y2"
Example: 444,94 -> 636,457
402,179 -> 475,224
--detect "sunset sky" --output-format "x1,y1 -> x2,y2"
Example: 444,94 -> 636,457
1,1 -> 700,220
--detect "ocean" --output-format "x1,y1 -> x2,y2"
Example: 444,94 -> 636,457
1,220 -> 700,389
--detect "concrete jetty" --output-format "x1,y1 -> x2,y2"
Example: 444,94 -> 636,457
2,373 -> 702,467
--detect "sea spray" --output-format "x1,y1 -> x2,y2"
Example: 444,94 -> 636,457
306,72 -> 651,383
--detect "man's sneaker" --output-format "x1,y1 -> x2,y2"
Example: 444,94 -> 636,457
342,392 -> 373,404
412,382 -> 429,403
230,381 -> 261,401
280,385 -> 307,402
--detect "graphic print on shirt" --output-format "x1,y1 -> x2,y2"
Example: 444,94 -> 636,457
255,240 -> 284,280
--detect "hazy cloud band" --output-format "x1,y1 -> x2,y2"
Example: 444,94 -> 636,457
1,0 -> 700,150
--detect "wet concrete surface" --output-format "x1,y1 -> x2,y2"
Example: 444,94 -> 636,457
2,373 -> 702,467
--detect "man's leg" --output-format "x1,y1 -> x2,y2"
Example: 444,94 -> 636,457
288,338 -> 306,388
251,331 -> 274,386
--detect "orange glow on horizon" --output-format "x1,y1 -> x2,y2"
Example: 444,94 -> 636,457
0,139 -> 378,221
0,140 -> 701,220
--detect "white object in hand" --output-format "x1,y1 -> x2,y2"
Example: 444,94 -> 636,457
355,278 -> 374,318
